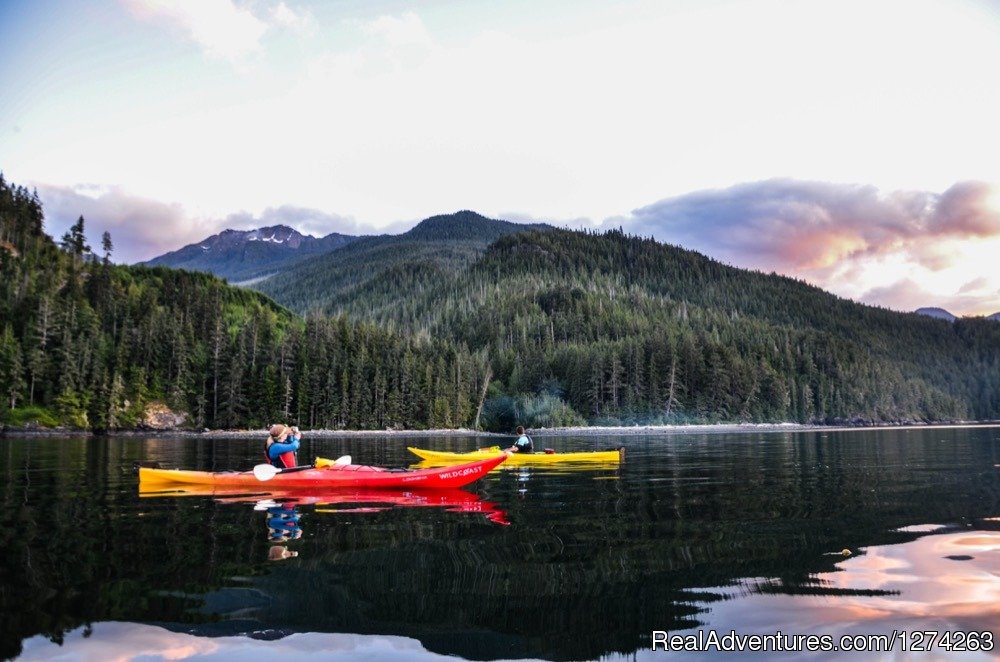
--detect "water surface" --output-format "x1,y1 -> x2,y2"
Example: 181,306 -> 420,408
1,427 -> 998,660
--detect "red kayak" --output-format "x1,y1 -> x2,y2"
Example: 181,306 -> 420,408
139,454 -> 507,490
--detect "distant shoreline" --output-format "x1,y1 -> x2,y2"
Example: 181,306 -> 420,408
5,421 -> 998,438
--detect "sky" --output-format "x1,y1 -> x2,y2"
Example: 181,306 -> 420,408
1,0 -> 999,315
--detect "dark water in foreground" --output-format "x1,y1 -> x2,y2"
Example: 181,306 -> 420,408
1,427 -> 998,661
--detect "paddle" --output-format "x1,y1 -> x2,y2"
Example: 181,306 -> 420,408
253,455 -> 352,482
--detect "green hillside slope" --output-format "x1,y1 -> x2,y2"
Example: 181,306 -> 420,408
0,175 -> 488,431
266,225 -> 1000,425
254,210 -> 551,319
462,230 -> 1000,424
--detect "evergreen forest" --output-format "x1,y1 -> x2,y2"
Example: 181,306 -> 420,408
0,175 -> 490,431
2,173 -> 999,431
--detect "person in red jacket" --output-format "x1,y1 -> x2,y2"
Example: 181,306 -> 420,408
265,424 -> 301,468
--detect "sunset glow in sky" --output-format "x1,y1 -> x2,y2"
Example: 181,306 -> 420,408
2,0 -> 999,315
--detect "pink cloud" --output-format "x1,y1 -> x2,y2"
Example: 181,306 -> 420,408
934,181 -> 1000,236
619,179 -> 1000,314
622,179 -> 1000,272
18,622 -> 454,661
958,276 -> 991,294
857,279 -> 935,312
859,278 -> 999,317
35,183 -> 204,264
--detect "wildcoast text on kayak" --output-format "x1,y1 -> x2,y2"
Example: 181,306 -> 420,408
436,466 -> 485,480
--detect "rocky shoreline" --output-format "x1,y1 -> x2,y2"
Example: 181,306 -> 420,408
4,420 -> 996,438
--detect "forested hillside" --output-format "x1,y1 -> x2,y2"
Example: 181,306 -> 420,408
2,173 -> 998,431
255,210 -> 551,320
261,224 -> 1000,426
0,175 -> 489,431
467,231 -> 1000,424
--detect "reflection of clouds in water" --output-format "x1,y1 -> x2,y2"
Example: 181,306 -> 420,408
18,622 -> 466,661
818,532 -> 1000,626
635,530 -> 1000,660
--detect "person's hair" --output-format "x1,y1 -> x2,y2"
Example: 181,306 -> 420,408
268,424 -> 289,443
516,426 -> 525,435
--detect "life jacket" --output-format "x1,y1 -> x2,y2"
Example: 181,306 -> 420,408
265,438 -> 297,469
513,435 -> 534,453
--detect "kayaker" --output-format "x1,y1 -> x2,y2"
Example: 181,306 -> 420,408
265,424 -> 301,468
505,426 -> 534,453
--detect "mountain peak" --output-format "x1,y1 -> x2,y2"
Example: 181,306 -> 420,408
144,224 -> 356,282
245,225 -> 312,247
914,307 -> 956,322
404,211 -> 548,242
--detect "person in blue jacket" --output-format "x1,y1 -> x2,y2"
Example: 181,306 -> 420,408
266,424 -> 301,468
505,426 -> 533,453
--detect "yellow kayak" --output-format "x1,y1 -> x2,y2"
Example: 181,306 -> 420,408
405,446 -> 624,466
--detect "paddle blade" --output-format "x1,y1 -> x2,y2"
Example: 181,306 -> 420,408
253,464 -> 279,481
334,455 -> 352,466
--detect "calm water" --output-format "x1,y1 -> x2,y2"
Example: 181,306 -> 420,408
1,428 -> 999,661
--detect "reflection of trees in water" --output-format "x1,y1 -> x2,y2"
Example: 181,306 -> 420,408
1,429 -> 998,661
246,429 -> 1000,660
0,437 -> 269,660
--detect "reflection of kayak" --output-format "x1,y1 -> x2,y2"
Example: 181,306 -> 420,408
241,488 -> 508,524
139,454 -> 506,490
404,446 -> 624,466
139,485 -> 509,525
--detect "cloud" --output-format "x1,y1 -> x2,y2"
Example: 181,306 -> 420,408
622,179 -> 1000,270
123,0 -> 267,61
270,2 -> 315,34
33,184 -> 369,264
362,12 -> 433,50
958,277 -> 991,295
934,181 -> 1000,235
859,278 -> 1000,318
122,0 -> 314,63
616,179 -> 1000,316
19,621 -> 457,661
36,183 -> 201,264
858,279 -> 939,313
